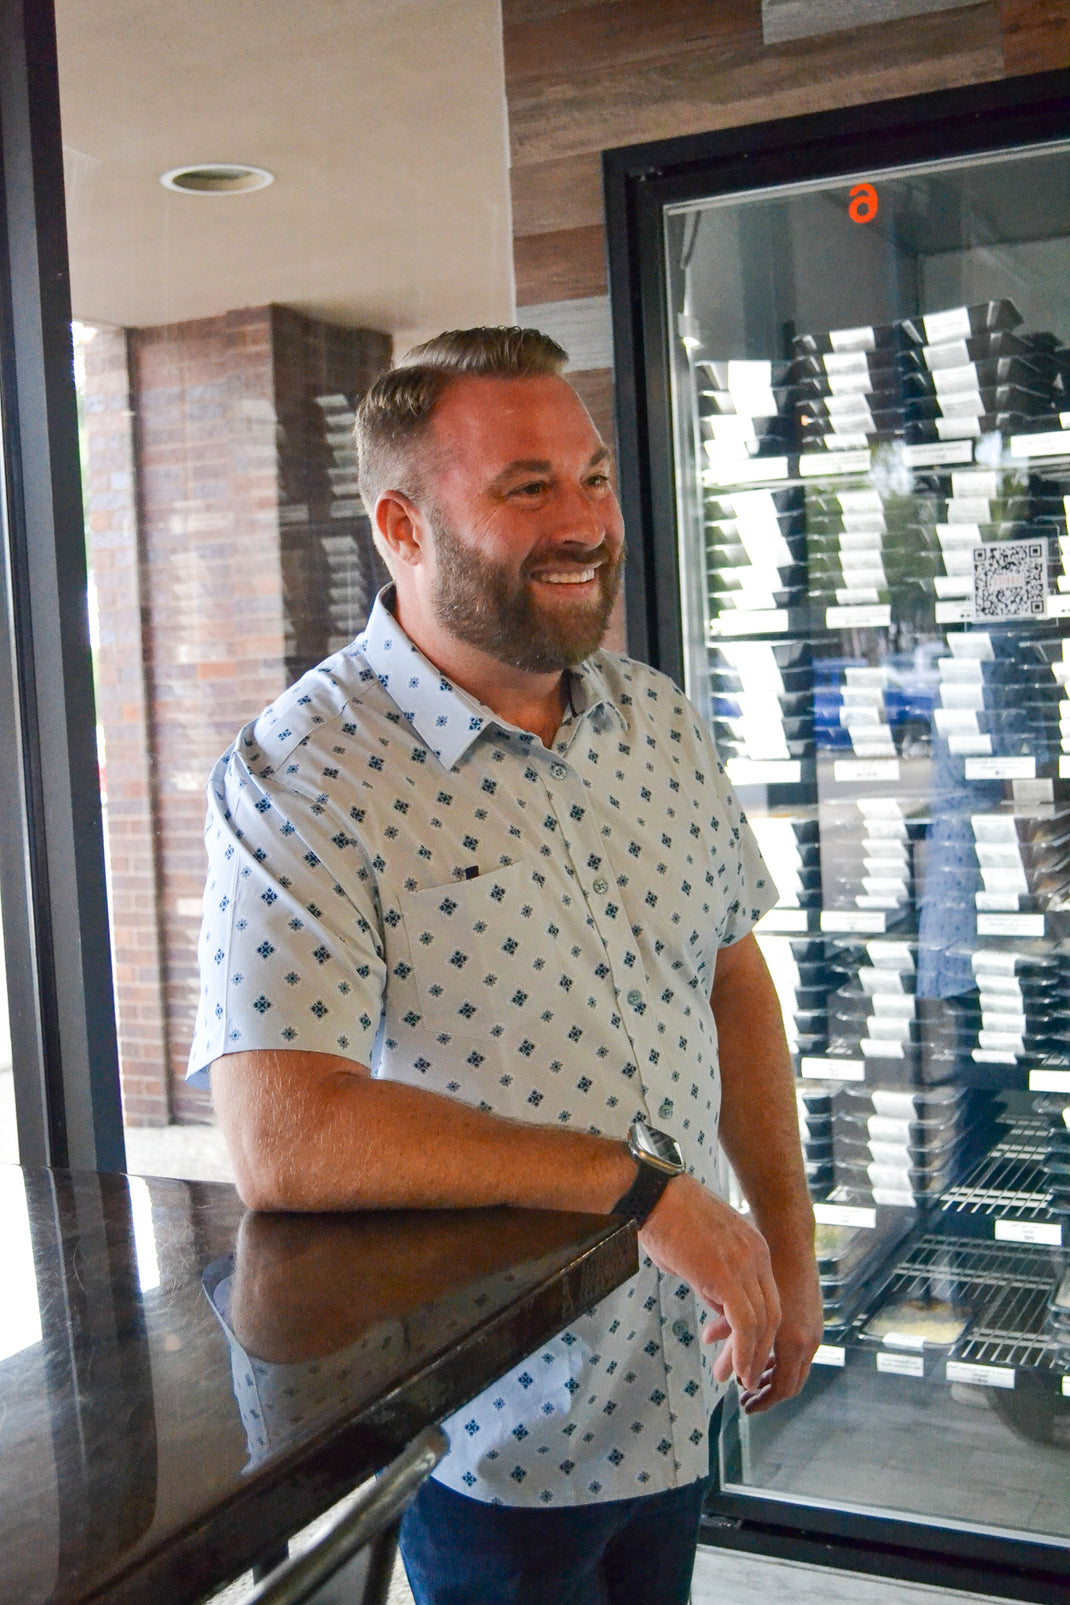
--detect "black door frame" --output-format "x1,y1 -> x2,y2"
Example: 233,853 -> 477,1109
0,0 -> 124,1170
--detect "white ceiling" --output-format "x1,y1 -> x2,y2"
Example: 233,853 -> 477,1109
56,0 -> 515,348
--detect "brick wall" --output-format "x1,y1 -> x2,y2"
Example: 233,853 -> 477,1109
84,307 -> 390,1124
83,327 -> 170,1125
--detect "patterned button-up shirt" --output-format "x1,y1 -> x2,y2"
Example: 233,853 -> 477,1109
188,590 -> 776,1506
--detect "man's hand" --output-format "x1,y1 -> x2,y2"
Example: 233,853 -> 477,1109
737,1236 -> 823,1415
639,1171 -> 822,1410
637,1172 -> 781,1393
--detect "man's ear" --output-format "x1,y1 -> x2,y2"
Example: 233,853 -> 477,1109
375,490 -> 427,567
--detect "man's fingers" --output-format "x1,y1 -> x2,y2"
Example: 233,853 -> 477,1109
710,1289 -> 757,1383
775,1343 -> 816,1402
699,1246 -> 782,1388
713,1339 -> 737,1384
739,1333 -> 818,1414
740,1376 -> 780,1413
741,1371 -> 789,1414
715,1273 -> 779,1390
739,1355 -> 783,1413
736,1267 -> 781,1391
639,1175 -> 793,1392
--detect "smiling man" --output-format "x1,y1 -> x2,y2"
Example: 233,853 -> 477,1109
188,327 -> 820,1605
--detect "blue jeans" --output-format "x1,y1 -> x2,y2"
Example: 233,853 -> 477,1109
398,1475 -> 707,1605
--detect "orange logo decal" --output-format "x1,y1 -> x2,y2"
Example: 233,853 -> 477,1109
848,183 -> 879,224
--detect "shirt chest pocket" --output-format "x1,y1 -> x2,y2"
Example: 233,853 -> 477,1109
399,858 -> 566,1039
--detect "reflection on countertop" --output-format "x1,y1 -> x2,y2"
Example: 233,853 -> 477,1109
0,1165 -> 636,1605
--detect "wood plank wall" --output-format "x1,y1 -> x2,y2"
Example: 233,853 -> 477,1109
503,0 -> 1070,651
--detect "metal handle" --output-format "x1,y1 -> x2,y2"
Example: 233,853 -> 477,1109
243,1424 -> 449,1605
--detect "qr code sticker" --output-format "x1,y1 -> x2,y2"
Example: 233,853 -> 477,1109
973,539 -> 1048,620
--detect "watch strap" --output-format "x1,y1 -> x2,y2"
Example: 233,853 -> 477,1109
611,1157 -> 675,1228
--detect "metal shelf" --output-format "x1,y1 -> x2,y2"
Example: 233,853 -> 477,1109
844,1231 -> 1066,1379
939,1117 -> 1062,1243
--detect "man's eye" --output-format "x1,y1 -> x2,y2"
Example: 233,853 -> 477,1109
586,472 -> 611,489
512,481 -> 547,497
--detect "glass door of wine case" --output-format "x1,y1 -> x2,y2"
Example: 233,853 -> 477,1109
606,72 -> 1070,1594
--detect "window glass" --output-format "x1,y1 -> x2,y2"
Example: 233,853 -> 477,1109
663,137 -> 1070,1544
0,895 -> 12,1165
52,0 -> 513,1176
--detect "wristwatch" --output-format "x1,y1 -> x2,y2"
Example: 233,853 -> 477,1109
611,1119 -> 685,1227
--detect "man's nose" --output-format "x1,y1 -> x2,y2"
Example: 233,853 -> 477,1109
555,483 -> 610,545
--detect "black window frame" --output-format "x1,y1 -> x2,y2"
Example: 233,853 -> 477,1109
0,0 -> 124,1171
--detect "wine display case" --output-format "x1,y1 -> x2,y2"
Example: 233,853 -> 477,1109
606,70 -> 1070,1597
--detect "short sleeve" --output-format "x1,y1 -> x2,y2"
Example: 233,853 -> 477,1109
186,743 -> 387,1086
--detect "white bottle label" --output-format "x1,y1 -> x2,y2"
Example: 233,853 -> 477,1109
965,758 -> 1036,781
877,1352 -> 925,1378
994,1220 -> 1062,1247
800,1057 -> 865,1082
813,1203 -> 876,1228
946,1362 -> 1015,1390
924,307 -> 972,342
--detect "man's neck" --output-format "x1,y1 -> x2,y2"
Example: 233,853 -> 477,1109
478,674 -> 569,750
391,593 -> 570,750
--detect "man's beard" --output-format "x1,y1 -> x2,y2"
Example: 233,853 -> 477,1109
427,512 -> 624,674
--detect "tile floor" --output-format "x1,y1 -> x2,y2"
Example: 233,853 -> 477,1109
0,1081 -> 1038,1601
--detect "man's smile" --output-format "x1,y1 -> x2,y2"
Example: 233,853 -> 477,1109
530,565 -> 600,585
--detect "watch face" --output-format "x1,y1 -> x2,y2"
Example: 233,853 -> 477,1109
633,1121 -> 685,1173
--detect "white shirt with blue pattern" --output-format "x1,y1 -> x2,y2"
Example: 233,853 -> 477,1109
188,589 -> 777,1507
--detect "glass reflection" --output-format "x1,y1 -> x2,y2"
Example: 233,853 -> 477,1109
0,1168 -> 42,1362
664,134 -> 1070,1544
209,1207 -> 608,1472
53,0 -> 512,1176
128,1174 -> 160,1294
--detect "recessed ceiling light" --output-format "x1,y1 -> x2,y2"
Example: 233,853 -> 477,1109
160,164 -> 274,195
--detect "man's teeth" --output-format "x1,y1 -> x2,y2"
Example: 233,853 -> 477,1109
536,568 -> 597,584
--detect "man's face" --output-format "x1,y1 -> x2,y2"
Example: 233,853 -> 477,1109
415,375 -> 626,675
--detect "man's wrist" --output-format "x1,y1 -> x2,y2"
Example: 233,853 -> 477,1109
610,1121 -> 686,1226
752,1199 -> 816,1260
610,1154 -> 671,1226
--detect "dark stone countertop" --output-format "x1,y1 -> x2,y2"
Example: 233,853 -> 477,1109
0,1164 -> 637,1605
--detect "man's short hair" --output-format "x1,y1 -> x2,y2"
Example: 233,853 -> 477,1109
354,326 -> 569,539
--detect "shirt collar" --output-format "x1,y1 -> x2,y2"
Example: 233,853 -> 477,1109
356,586 -> 624,769
567,653 -> 626,734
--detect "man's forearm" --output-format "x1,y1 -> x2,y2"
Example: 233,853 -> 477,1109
212,1048 -> 638,1214
710,934 -> 813,1247
214,1045 -> 788,1391
709,932 -> 822,1410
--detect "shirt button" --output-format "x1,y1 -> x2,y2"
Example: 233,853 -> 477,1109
550,762 -> 568,780
626,989 -> 643,1009
592,877 -> 609,895
672,1320 -> 690,1339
